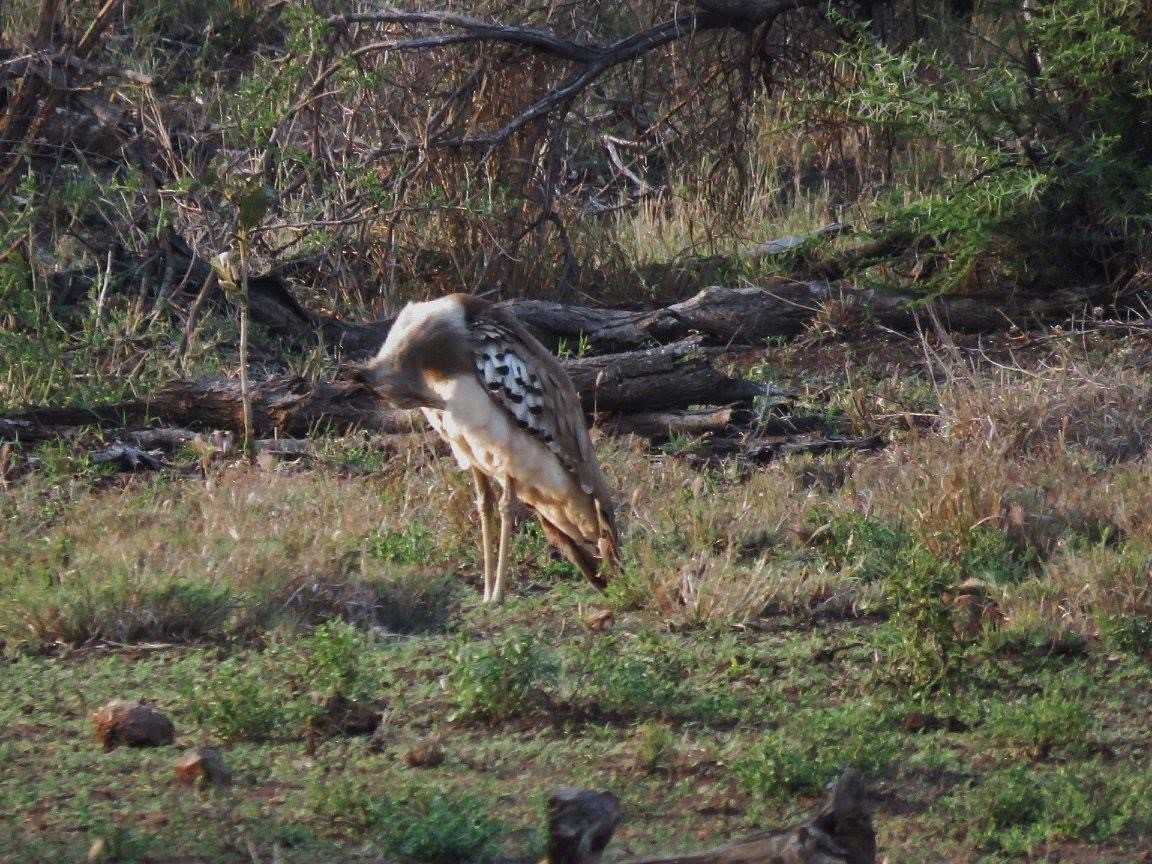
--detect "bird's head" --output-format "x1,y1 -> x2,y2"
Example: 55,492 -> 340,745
346,356 -> 446,410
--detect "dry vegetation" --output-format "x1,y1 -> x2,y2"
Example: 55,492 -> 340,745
4,1 -> 1152,862
5,324 -> 1152,862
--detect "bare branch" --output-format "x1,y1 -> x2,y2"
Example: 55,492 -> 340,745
327,9 -> 601,63
331,0 -> 830,152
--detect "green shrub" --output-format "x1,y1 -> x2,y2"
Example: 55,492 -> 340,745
733,704 -> 899,799
1095,613 -> 1152,655
309,777 -> 503,864
808,511 -> 910,584
985,691 -> 1092,757
184,622 -> 382,741
955,763 -> 1152,854
380,787 -> 504,864
366,525 -> 437,566
448,632 -> 552,722
879,542 -> 960,693
830,1 -> 1152,293
184,656 -> 294,742
576,633 -> 679,716
291,620 -> 372,700
634,721 -> 676,774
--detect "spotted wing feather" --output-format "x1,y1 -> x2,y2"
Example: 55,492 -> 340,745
467,308 -> 620,578
470,318 -> 577,471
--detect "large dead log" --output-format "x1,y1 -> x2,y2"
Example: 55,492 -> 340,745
565,337 -> 762,413
619,769 -> 875,864
47,237 -> 1097,358
1,339 -> 763,440
504,283 -> 1097,353
249,279 -> 1097,357
545,770 -> 873,864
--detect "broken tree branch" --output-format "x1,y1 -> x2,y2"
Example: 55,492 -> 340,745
327,0 -> 828,153
619,769 -> 875,864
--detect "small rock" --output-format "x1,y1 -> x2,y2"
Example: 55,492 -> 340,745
403,736 -> 445,768
581,607 -> 615,633
174,746 -> 232,786
91,699 -> 175,751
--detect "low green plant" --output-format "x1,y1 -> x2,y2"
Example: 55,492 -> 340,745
810,511 -> 963,693
880,542 -> 960,693
292,620 -> 372,699
571,633 -> 680,716
955,763 -> 1151,854
733,704 -> 899,800
379,786 -> 504,864
309,777 -> 504,864
960,526 -> 1037,586
307,773 -> 390,832
1095,612 -> 1152,655
985,690 -> 1092,758
448,631 -> 552,722
184,655 -> 297,742
634,721 -> 676,774
511,521 -> 578,582
807,511 -> 910,583
367,525 -> 437,566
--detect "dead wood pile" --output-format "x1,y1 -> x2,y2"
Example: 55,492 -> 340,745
547,769 -> 875,864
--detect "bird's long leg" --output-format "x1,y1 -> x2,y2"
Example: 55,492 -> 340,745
491,477 -> 516,604
471,467 -> 496,603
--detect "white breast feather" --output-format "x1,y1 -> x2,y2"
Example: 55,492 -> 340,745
424,376 -> 571,497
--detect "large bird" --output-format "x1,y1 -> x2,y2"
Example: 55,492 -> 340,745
355,293 -> 619,603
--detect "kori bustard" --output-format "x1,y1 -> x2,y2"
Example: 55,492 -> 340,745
355,293 -> 619,603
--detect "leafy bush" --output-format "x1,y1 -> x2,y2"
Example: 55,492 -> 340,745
831,1 -> 1152,293
366,526 -> 437,566
184,621 -> 383,741
380,787 -> 504,864
634,721 -> 676,774
733,704 -> 899,799
448,632 -> 552,722
985,690 -> 1092,758
184,655 -> 294,742
574,633 -> 680,716
955,763 -> 1152,854
807,511 -> 911,584
309,777 -> 503,864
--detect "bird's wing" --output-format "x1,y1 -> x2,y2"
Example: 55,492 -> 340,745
468,308 -> 620,570
468,314 -> 590,476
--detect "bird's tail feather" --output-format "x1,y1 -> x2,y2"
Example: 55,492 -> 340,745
538,518 -> 613,592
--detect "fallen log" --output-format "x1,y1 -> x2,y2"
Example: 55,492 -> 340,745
546,770 -> 874,864
301,281 -> 1099,356
47,233 -> 1098,358
619,769 -> 875,864
565,336 -> 762,413
604,406 -> 758,440
506,283 -> 1097,353
0,338 -> 764,440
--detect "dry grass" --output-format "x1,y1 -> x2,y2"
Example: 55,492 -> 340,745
8,326 -> 1152,649
5,327 -> 1152,862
